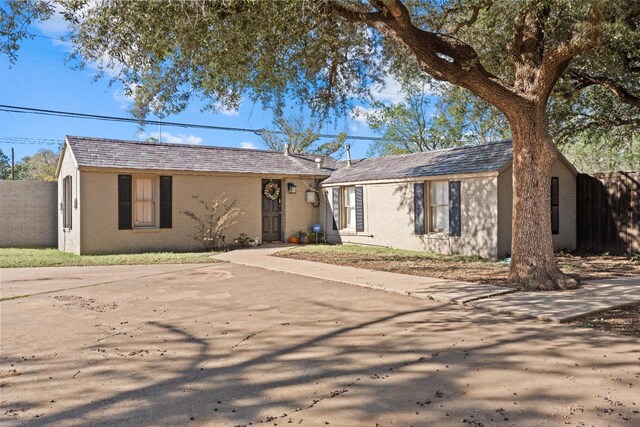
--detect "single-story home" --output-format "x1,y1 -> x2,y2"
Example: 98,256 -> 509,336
56,136 -> 577,258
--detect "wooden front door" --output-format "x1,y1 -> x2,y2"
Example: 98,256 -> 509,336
262,179 -> 282,242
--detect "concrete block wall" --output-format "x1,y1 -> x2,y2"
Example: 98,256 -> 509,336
0,181 -> 57,248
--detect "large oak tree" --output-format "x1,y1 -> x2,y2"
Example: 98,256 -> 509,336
3,0 -> 639,289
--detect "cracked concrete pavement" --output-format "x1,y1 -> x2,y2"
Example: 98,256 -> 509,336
1,263 -> 639,426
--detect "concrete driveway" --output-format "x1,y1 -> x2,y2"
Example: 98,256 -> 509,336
1,263 -> 639,426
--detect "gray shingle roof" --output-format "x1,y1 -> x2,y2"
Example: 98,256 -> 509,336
322,141 -> 513,184
66,135 -> 337,177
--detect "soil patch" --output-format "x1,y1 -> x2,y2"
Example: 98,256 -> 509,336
54,295 -> 118,312
570,304 -> 640,338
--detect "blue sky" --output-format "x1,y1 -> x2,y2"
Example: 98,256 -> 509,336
0,9 -> 409,162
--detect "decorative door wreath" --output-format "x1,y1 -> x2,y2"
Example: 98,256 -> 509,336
264,180 -> 281,200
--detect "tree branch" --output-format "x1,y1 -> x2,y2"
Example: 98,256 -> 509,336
537,7 -> 603,99
449,0 -> 494,35
323,1 -> 390,25
571,73 -> 640,109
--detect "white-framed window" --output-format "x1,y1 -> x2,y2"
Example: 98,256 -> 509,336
134,176 -> 155,227
343,186 -> 356,229
429,181 -> 449,232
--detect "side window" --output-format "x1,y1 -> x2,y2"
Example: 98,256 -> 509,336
343,186 -> 356,229
134,177 -> 155,227
429,181 -> 449,232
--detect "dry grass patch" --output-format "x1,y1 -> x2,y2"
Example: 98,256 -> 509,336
276,245 -> 640,287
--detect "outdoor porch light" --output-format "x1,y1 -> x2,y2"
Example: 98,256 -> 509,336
287,182 -> 297,194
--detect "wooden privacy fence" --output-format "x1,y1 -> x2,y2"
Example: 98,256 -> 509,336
576,172 -> 639,254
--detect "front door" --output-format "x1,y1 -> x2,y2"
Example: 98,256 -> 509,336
262,179 -> 282,242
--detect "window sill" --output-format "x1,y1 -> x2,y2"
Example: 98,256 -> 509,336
131,227 -> 161,233
417,231 -> 450,239
339,230 -> 373,237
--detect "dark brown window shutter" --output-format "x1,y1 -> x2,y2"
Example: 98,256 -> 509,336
332,188 -> 340,230
551,177 -> 559,234
118,175 -> 132,230
159,176 -> 172,228
449,181 -> 461,236
355,186 -> 364,232
414,182 -> 425,235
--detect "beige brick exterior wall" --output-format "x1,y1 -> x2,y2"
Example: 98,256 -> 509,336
80,172 -> 259,254
282,178 -> 320,240
71,171 -> 320,255
497,160 -> 577,258
0,181 -> 57,248
322,175 -> 499,258
58,146 -> 81,254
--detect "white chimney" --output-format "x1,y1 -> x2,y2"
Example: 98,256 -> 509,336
284,143 -> 290,156
315,157 -> 323,169
345,144 -> 352,167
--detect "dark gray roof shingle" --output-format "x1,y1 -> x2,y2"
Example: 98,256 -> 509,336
66,135 -> 337,177
322,141 -> 513,184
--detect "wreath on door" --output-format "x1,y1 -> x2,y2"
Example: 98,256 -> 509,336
264,180 -> 280,200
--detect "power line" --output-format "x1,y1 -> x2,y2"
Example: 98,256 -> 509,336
0,136 -> 61,142
0,104 -> 383,142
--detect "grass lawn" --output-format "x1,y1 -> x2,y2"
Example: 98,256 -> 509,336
276,244 -> 640,287
0,248 -> 220,268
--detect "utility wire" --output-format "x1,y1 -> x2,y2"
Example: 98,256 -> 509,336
0,104 -> 383,142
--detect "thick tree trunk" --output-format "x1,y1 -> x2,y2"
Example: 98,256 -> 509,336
508,106 -> 577,290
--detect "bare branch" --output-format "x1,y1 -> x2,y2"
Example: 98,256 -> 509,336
450,0 -> 494,35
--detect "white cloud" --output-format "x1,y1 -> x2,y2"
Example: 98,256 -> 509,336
370,74 -> 440,104
35,3 -> 124,78
213,101 -> 241,116
139,131 -> 202,145
350,106 -> 377,127
239,142 -> 256,149
34,4 -> 70,38
113,83 -> 139,109
371,75 -> 405,103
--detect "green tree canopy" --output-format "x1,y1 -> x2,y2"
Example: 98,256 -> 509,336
17,149 -> 59,181
258,114 -> 347,157
0,148 -> 11,179
364,79 -> 509,156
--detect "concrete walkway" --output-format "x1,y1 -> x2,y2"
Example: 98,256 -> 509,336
214,245 -> 640,323
213,245 -> 513,304
468,276 -> 640,322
